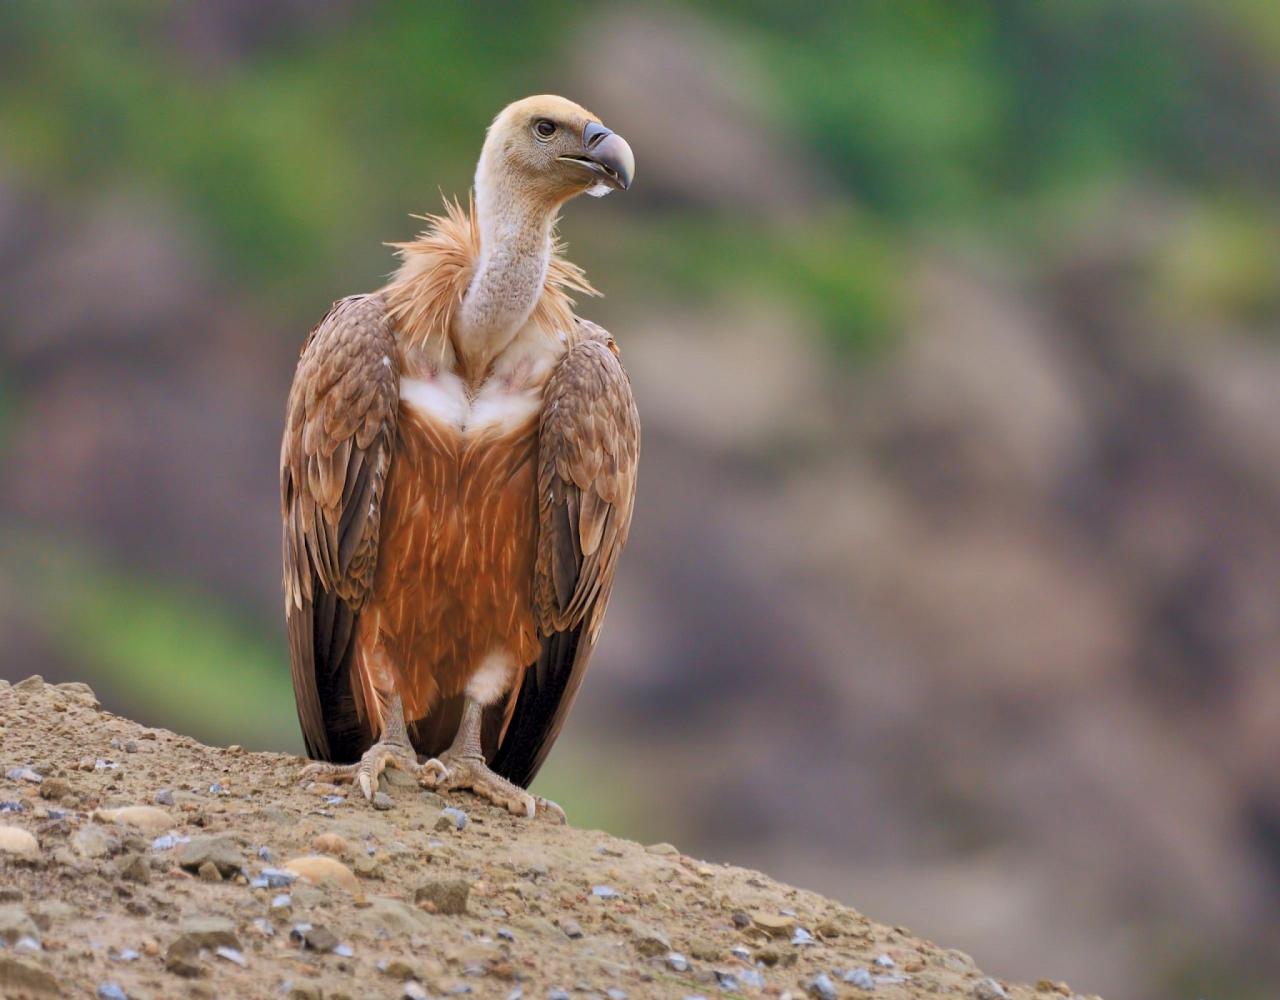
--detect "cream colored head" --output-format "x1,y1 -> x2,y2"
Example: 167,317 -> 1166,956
476,95 -> 635,210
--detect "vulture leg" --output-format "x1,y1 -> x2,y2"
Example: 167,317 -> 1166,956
299,693 -> 447,803
430,698 -> 566,823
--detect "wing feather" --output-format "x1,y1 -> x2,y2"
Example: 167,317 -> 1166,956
489,322 -> 640,787
282,293 -> 398,762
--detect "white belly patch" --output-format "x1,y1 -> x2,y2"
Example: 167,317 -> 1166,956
400,372 -> 541,435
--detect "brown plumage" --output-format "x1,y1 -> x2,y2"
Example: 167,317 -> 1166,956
281,96 -> 639,814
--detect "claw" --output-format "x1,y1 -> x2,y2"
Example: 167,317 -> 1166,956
536,797 -> 567,825
298,741 -> 434,806
436,752 -> 566,822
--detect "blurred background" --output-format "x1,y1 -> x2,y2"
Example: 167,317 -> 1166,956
3,2 -> 1280,997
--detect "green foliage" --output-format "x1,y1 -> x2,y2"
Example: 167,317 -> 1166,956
614,212 -> 902,358
1152,199 -> 1280,327
11,535 -> 299,751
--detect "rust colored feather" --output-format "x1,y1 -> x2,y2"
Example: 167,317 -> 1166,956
382,196 -> 599,357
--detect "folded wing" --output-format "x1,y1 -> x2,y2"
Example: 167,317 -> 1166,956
489,321 -> 641,787
281,294 -> 399,762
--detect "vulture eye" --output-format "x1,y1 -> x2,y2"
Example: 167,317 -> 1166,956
533,119 -> 556,141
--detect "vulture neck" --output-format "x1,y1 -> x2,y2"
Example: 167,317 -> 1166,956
455,166 -> 558,381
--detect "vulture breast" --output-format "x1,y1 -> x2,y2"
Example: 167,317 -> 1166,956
356,369 -> 545,724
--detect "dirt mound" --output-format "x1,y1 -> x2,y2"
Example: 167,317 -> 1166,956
0,676 -> 1094,999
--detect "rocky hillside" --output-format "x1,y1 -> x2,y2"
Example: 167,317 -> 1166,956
0,675 -> 1093,1000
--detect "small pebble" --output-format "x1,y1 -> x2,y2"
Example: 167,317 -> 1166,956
560,919 -> 583,939
842,968 -> 875,989
548,991 -> 570,1000
606,990 -> 628,1000
208,783 -> 224,795
497,927 -> 515,941
665,952 -> 689,972
403,984 -> 429,1000
334,943 -> 354,958
271,894 -> 292,909
0,802 -> 23,813
372,791 -> 394,810
739,969 -> 766,989
97,984 -> 128,1000
258,846 -> 272,861
874,954 -> 895,968
0,825 -> 39,857
730,946 -> 751,960
440,806 -> 468,830
253,918 -> 276,938
259,867 -> 297,888
323,795 -> 344,806
154,789 -> 175,806
808,974 -> 837,1000
591,885 -> 620,899
715,972 -> 740,991
972,979 -> 1010,1000
5,766 -> 42,784
15,935 -> 41,952
112,949 -> 140,962
216,946 -> 248,967
791,927 -> 815,946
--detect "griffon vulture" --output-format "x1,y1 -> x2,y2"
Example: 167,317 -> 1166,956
281,96 -> 639,820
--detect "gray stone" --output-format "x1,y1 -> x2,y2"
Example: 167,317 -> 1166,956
115,853 -> 150,884
625,920 -> 670,957
292,923 -> 338,952
0,906 -> 39,945
56,681 -> 99,707
0,955 -> 59,996
176,915 -> 240,951
175,835 -> 243,877
972,979 -> 1009,1000
808,974 -> 837,1000
38,777 -> 71,800
414,878 -> 470,915
353,897 -> 433,938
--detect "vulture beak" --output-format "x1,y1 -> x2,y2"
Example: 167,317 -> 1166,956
560,121 -> 634,192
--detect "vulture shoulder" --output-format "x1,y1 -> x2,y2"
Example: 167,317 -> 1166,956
489,318 -> 641,787
281,293 -> 398,762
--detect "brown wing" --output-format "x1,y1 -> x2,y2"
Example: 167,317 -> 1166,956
488,321 -> 640,787
281,293 -> 398,762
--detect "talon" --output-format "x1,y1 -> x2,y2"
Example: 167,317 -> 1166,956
418,758 -> 449,789
297,740 -> 427,807
537,797 -> 567,825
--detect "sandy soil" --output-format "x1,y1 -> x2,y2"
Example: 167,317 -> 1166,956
0,676 -> 1097,1000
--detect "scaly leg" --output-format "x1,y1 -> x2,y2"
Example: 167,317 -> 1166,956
300,693 -> 446,802
424,698 -> 565,823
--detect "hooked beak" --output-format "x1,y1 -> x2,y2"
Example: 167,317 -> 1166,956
559,121 -> 634,191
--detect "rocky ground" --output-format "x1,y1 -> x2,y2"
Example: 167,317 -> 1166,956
0,676 -> 1096,1000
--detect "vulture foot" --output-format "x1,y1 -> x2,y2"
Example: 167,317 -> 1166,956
428,751 -> 566,823
300,740 -> 447,803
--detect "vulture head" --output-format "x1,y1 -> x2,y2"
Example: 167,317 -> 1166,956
478,95 -> 635,207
